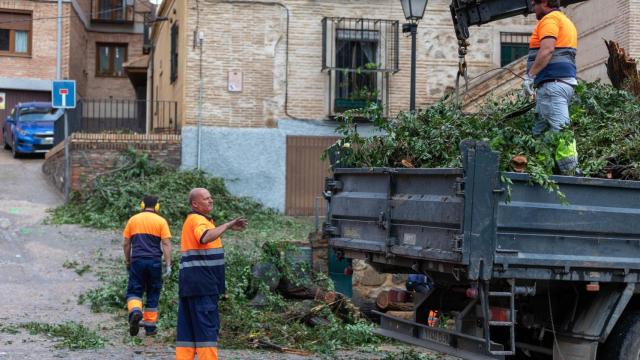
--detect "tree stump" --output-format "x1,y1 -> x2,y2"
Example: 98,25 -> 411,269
605,40 -> 640,97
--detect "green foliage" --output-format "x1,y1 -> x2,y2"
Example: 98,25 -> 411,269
325,81 -> 639,199
63,260 -> 92,276
48,149 -> 311,244
53,152 -> 376,354
0,323 -> 19,335
382,349 -> 441,360
21,322 -> 106,350
77,244 -> 379,354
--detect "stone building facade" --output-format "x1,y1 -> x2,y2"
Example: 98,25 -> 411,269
149,0 -> 541,211
564,0 -> 640,82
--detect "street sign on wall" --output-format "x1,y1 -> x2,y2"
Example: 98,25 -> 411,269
52,80 -> 76,109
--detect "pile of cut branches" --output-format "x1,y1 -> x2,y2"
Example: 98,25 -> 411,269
326,81 -> 639,195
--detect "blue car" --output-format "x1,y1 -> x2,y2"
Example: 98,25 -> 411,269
2,102 -> 62,158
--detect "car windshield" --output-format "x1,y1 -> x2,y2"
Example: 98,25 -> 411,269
18,107 -> 63,122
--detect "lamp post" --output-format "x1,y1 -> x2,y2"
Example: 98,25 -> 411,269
400,0 -> 428,112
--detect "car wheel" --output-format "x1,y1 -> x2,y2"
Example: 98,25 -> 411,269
11,141 -> 19,158
2,132 -> 9,150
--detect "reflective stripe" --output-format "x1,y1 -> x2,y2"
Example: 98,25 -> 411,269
127,296 -> 142,302
145,308 -> 158,312
143,310 -> 159,323
182,248 -> 224,257
175,341 -> 218,348
127,298 -> 143,313
179,259 -> 225,269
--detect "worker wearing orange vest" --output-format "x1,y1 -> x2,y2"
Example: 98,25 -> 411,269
176,188 -> 247,360
523,0 -> 580,175
123,195 -> 172,336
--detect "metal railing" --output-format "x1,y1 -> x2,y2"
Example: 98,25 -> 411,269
54,99 -> 179,145
91,0 -> 135,24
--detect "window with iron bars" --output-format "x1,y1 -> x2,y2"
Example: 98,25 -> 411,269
500,32 -> 530,66
322,18 -> 399,117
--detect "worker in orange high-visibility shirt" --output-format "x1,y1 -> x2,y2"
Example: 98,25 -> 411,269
123,195 -> 172,337
175,188 -> 247,360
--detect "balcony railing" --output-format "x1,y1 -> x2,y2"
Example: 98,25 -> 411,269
91,0 -> 135,24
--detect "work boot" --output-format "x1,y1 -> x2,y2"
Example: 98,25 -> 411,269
129,310 -> 142,336
144,325 -> 157,336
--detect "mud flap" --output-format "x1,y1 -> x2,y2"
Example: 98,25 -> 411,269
553,337 -> 598,360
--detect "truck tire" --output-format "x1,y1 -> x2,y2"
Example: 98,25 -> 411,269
599,312 -> 640,360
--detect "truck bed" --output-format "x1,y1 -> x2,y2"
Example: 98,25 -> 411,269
325,141 -> 640,283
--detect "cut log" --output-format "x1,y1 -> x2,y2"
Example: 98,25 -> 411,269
376,290 -> 415,311
605,40 -> 640,97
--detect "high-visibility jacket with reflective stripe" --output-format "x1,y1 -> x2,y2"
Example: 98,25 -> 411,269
123,211 -> 171,260
179,212 -> 225,297
528,10 -> 578,85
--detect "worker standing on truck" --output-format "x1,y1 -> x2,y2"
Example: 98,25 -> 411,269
123,195 -> 172,336
176,188 -> 247,360
523,0 -> 579,175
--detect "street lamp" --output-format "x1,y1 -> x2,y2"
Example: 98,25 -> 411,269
400,0 -> 428,112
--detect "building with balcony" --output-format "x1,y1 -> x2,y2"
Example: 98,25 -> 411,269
0,0 -> 153,132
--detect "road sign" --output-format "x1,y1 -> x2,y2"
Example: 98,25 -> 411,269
52,80 -> 76,109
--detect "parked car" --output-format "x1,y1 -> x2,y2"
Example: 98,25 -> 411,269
2,102 -> 62,158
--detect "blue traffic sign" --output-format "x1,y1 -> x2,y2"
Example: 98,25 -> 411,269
52,80 -> 76,109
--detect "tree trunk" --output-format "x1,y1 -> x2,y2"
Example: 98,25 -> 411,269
605,40 -> 640,97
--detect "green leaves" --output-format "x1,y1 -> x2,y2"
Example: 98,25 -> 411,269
325,81 -> 640,199
22,322 -> 106,350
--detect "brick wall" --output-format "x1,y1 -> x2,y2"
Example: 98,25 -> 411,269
85,32 -> 143,99
0,1 -> 71,80
174,0 -> 537,128
0,0 -> 149,101
42,133 -> 181,193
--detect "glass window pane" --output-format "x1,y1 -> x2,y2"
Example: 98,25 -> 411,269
99,0 -> 111,20
0,30 -> 9,51
114,46 -> 125,76
15,31 -> 28,53
98,46 -> 110,75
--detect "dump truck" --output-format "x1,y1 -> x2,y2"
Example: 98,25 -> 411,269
323,141 -> 640,359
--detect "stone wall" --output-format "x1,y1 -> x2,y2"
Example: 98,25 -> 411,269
43,133 -> 181,193
175,0 -> 536,128
309,234 -> 407,307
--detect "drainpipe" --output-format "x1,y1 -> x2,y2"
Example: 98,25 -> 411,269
195,0 -> 203,169
197,32 -> 204,170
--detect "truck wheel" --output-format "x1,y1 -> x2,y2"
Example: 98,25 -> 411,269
600,312 -> 640,360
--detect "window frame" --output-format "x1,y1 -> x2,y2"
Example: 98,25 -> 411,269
322,18 -> 398,118
499,32 -> 530,67
0,9 -> 32,57
95,42 -> 128,78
